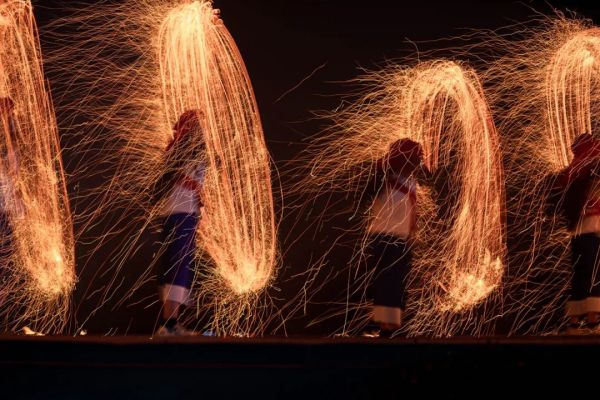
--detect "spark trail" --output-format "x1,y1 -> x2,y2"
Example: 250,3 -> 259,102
0,0 -> 74,333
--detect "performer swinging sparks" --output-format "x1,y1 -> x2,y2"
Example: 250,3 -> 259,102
156,1 -> 277,334
364,138 -> 432,337
478,15 -> 600,335
550,133 -> 600,334
154,110 -> 206,336
301,59 -> 505,336
52,0 -> 277,335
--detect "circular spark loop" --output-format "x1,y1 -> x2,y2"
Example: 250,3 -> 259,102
405,61 -> 505,313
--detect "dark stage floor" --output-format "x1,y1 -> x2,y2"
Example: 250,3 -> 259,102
2,335 -> 598,399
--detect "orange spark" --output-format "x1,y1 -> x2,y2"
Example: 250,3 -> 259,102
545,27 -> 600,169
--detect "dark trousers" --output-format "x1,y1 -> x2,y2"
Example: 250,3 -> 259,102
0,212 -> 13,267
367,233 -> 411,310
570,233 -> 600,301
157,213 -> 198,291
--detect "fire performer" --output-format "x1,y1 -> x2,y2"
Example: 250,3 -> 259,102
153,110 -> 206,336
550,133 -> 600,334
364,138 -> 432,337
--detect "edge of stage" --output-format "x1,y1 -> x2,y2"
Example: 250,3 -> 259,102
2,335 -> 597,398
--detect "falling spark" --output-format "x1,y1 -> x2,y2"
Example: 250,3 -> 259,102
0,0 -> 74,333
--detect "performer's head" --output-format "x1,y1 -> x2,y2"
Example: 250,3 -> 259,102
167,109 -> 206,159
385,138 -> 423,177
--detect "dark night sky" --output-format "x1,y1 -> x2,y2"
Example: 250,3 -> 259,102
30,0 -> 600,335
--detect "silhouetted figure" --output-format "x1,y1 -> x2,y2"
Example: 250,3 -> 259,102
551,133 -> 600,334
364,138 -> 432,337
153,110 -> 206,336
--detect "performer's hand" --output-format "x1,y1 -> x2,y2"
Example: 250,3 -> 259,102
211,9 -> 223,25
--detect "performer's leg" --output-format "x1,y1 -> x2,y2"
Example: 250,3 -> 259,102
156,212 -> 198,334
580,234 -> 600,328
567,234 -> 589,326
161,300 -> 180,322
370,234 -> 410,332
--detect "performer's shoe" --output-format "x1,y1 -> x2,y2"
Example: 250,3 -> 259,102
360,322 -> 381,338
583,320 -> 600,335
21,327 -> 44,336
361,322 -> 401,338
156,323 -> 197,337
361,329 -> 380,338
563,320 -> 586,335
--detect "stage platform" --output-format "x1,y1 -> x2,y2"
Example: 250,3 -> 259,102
2,335 -> 598,399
